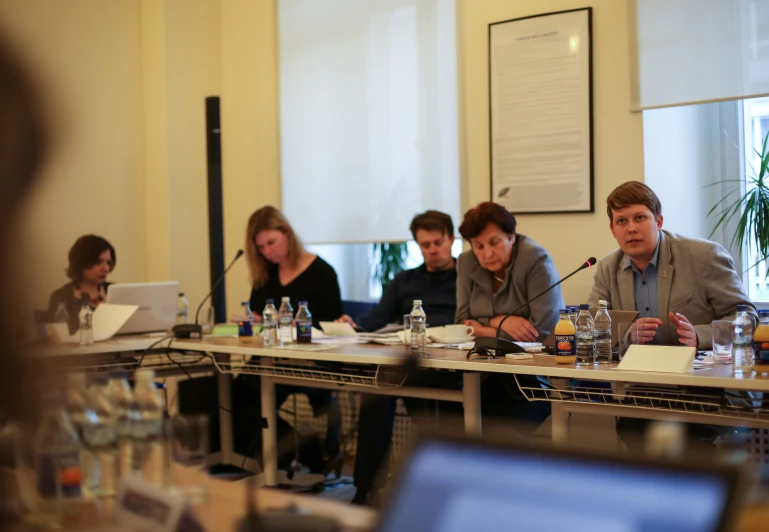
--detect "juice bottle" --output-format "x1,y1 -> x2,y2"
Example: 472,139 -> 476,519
554,309 -> 576,365
753,310 -> 769,375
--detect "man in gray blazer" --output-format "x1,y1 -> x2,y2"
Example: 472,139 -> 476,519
589,181 -> 755,349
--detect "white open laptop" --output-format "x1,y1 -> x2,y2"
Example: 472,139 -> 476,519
106,282 -> 179,335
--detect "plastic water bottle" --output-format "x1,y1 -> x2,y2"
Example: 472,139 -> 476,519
131,369 -> 165,486
34,392 -> 83,513
176,292 -> 189,325
64,373 -> 94,494
568,306 -> 579,326
295,301 -> 312,344
106,371 -> 135,481
78,303 -> 93,346
593,300 -> 612,364
733,304 -> 754,374
278,297 -> 294,346
238,301 -> 255,343
262,299 -> 278,347
575,303 -> 594,365
410,300 -> 426,357
82,376 -> 118,497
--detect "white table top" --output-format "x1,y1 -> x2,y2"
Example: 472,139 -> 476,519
34,335 -> 769,392
32,333 -> 169,357
173,337 -> 769,393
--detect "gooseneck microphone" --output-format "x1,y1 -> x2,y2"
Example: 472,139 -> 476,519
173,249 -> 245,339
473,257 -> 597,356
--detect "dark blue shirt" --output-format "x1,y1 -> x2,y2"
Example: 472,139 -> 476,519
627,241 -> 660,319
355,263 -> 457,332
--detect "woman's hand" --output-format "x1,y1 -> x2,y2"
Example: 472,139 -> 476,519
497,315 -> 539,342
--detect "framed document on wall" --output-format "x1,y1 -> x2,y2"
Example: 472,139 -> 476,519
489,8 -> 593,214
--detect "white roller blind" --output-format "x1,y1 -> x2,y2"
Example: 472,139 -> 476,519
631,0 -> 769,111
278,0 -> 460,243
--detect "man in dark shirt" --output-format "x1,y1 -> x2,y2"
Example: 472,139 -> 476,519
343,210 -> 458,506
336,210 -> 457,330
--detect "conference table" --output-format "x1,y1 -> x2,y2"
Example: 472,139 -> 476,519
36,334 -> 769,487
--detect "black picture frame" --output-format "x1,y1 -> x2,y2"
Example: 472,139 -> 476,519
488,7 -> 594,214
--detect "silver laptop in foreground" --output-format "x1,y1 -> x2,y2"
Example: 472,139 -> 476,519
106,282 -> 179,334
377,435 -> 740,532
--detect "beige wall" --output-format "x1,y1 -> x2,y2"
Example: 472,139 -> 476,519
458,0 -> 645,304
3,0 -> 643,315
0,0 -> 147,308
0,0 -> 278,318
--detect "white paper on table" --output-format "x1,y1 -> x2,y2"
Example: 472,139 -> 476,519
319,321 -> 358,337
52,303 -> 138,343
617,345 -> 695,373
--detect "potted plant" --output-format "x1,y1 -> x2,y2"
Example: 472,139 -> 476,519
371,242 -> 409,292
708,130 -> 769,269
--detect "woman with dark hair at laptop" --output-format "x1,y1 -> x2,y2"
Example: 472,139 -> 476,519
47,234 -> 116,331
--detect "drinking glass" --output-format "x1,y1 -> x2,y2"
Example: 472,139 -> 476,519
200,306 -> 215,335
711,320 -> 733,361
402,314 -> 411,346
618,322 -> 639,361
169,414 -> 209,504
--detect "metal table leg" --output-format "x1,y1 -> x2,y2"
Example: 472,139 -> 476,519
463,372 -> 482,435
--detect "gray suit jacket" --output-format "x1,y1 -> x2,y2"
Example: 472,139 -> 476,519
588,230 -> 756,349
456,234 -> 563,341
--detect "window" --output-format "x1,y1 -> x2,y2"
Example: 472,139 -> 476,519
742,96 -> 769,302
278,0 -> 460,244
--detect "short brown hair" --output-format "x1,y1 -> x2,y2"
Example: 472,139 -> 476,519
409,210 -> 454,240
606,181 -> 662,222
66,235 -> 116,284
458,202 -> 516,240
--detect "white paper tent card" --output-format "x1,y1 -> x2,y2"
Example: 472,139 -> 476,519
52,303 -> 138,343
617,344 -> 695,374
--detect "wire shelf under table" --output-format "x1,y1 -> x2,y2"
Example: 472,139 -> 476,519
516,377 -> 769,423
212,353 -> 407,389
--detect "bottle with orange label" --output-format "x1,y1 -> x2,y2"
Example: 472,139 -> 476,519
753,310 -> 769,375
554,309 -> 577,364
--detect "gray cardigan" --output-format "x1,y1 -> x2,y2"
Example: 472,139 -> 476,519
455,234 -> 563,341
588,229 -> 756,349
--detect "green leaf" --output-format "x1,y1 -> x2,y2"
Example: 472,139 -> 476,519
707,129 -> 769,278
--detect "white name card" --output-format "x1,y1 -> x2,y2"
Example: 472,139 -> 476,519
114,475 -> 203,532
617,345 -> 696,374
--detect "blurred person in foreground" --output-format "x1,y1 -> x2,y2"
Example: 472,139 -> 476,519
0,29 -> 50,427
0,26 -> 50,529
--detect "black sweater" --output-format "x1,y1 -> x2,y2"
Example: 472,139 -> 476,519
47,282 -> 111,334
248,257 -> 342,329
355,264 -> 457,332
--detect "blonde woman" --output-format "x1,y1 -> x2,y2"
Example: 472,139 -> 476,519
235,205 -> 343,475
246,206 -> 342,325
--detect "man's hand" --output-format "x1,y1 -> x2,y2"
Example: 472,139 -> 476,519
669,312 -> 698,347
335,314 -> 358,328
497,315 -> 539,343
635,317 -> 663,344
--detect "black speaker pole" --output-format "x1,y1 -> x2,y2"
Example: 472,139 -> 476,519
205,96 -> 226,324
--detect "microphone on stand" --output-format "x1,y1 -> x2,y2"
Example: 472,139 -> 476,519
173,249 -> 245,339
473,257 -> 597,356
